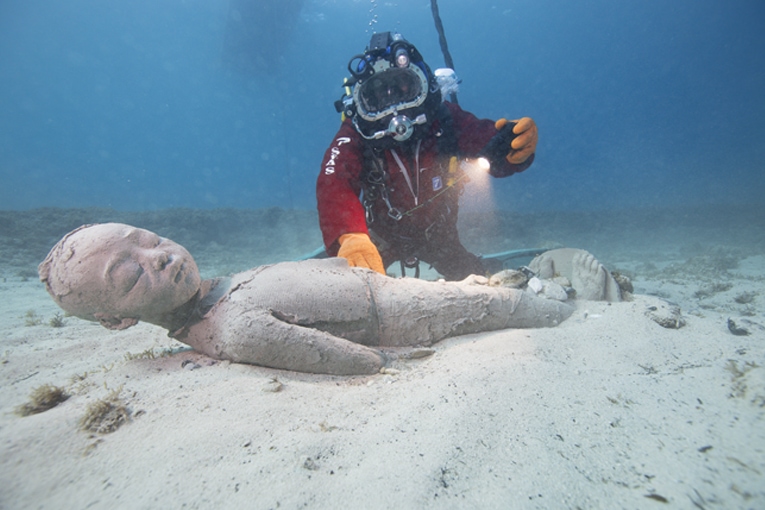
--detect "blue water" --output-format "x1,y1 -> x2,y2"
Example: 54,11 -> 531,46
1,0 -> 763,212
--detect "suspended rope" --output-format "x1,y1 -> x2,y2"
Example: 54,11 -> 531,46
430,0 -> 458,104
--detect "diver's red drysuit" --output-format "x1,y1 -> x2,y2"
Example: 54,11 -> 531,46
316,101 -> 533,280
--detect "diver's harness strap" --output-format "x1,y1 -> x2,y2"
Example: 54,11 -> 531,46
361,103 -> 462,225
360,104 -> 466,276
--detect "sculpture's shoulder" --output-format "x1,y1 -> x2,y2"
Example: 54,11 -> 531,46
229,258 -> 355,287
223,258 -> 369,307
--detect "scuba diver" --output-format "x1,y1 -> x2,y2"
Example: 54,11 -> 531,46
316,32 -> 538,280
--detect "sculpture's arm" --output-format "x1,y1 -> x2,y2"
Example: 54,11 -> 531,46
206,309 -> 386,375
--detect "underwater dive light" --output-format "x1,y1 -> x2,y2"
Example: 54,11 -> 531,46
476,120 -> 518,172
455,120 -> 519,183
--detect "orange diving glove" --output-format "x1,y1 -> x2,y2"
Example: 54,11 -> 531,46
337,233 -> 385,275
496,117 -> 538,165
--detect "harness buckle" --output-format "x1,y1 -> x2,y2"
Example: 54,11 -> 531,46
382,192 -> 403,221
387,207 -> 403,221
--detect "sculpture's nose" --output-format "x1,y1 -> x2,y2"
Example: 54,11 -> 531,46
151,250 -> 170,271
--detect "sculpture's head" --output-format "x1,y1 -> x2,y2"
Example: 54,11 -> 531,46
39,223 -> 202,330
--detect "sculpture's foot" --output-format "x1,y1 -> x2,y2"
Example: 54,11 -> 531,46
570,252 -> 621,302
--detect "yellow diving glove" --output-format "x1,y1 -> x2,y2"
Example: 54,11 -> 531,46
337,233 -> 385,275
496,117 -> 538,165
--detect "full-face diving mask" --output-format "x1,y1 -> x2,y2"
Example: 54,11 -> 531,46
335,32 -> 441,144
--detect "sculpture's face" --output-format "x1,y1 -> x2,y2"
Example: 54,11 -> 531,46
98,225 -> 200,310
40,223 -> 201,327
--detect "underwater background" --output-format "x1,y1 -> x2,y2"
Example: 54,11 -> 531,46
1,0 -> 763,213
3,4 -> 765,507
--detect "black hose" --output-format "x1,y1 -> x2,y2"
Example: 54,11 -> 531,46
430,0 -> 458,104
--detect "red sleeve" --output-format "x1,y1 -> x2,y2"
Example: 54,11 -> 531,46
316,120 -> 370,255
445,101 -> 534,177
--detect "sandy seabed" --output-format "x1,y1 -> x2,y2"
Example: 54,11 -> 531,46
1,205 -> 763,509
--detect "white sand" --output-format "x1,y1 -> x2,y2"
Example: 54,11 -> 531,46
1,209 -> 764,509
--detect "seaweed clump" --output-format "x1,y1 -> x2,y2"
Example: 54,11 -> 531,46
49,312 -> 66,328
24,310 -> 43,327
15,384 -> 70,416
79,389 -> 131,434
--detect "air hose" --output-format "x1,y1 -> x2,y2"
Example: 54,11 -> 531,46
430,0 -> 458,104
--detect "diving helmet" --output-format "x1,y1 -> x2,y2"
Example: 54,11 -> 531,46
335,32 -> 442,146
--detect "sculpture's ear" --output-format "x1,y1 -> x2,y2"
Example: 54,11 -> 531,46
93,313 -> 139,330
